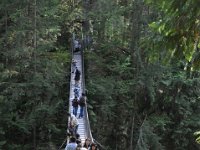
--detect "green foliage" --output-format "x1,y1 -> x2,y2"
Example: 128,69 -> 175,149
194,131 -> 200,144
85,1 -> 200,150
0,0 -> 70,149
144,0 -> 200,70
1,0 -> 200,149
135,120 -> 164,150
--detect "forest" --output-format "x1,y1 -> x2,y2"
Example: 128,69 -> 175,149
0,0 -> 200,150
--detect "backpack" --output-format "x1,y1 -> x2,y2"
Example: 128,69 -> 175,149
72,98 -> 79,107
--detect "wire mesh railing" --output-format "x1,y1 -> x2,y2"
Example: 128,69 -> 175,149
81,37 -> 93,142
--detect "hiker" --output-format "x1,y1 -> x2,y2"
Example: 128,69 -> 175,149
83,138 -> 91,149
74,87 -> 80,98
88,143 -> 98,150
68,113 -> 79,136
74,68 -> 81,87
75,133 -> 82,145
65,137 -> 77,150
74,39 -> 81,52
78,93 -> 86,118
72,96 -> 79,117
72,59 -> 77,73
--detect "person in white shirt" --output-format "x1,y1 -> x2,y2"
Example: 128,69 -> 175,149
65,137 -> 77,150
72,59 -> 77,73
74,39 -> 80,52
76,143 -> 87,150
68,113 -> 79,136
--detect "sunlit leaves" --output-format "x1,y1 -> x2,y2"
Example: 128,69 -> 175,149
194,131 -> 200,144
144,0 -> 200,70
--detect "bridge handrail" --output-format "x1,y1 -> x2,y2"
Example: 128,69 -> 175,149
81,37 -> 93,142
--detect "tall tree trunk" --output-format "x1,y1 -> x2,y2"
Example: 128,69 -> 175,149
5,9 -> 8,66
34,0 -> 37,72
130,0 -> 143,69
83,0 -> 91,49
33,0 -> 37,149
129,114 -> 135,150
33,125 -> 36,150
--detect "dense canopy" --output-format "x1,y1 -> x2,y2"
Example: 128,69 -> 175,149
0,0 -> 200,149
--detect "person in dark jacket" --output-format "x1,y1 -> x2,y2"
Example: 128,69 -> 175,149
78,93 -> 86,118
72,96 -> 79,117
74,67 -> 81,87
75,133 -> 82,145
